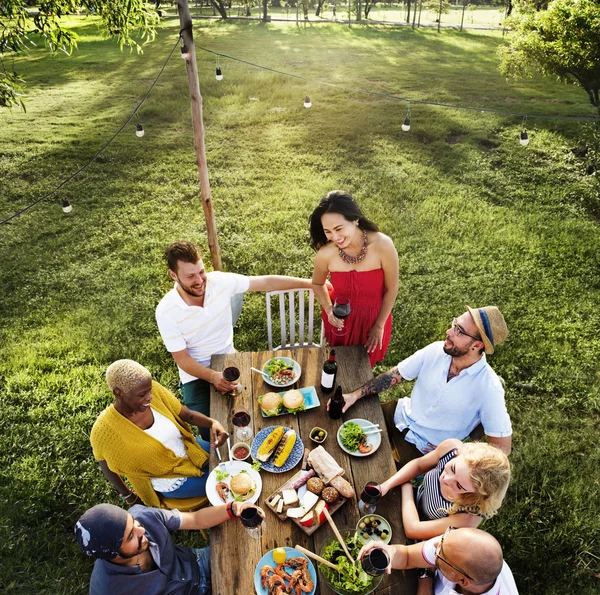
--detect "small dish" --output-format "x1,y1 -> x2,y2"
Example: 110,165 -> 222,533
231,442 -> 250,461
337,418 -> 382,458
310,427 -> 327,444
261,357 -> 302,388
356,514 -> 392,545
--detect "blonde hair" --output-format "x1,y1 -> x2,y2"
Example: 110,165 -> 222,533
105,359 -> 151,393
449,442 -> 510,518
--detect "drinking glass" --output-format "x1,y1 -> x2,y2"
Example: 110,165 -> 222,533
361,547 -> 390,577
358,481 -> 381,515
231,402 -> 253,441
223,366 -> 242,397
332,296 -> 351,337
240,507 -> 263,540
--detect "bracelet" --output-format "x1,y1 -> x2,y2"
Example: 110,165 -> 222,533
120,491 -> 137,503
226,501 -> 237,520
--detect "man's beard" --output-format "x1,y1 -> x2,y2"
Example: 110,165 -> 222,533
443,338 -> 472,358
118,535 -> 147,559
178,279 -> 205,298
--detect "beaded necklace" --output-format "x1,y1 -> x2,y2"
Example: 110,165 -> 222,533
338,229 -> 368,264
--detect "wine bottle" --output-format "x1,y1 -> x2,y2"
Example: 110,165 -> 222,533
328,385 -> 345,420
320,349 -> 337,394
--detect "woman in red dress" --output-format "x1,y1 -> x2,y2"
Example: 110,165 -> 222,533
309,190 -> 399,366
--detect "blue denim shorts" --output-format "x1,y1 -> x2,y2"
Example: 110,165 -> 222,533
192,546 -> 211,595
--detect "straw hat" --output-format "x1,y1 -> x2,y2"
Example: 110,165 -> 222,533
465,306 -> 508,355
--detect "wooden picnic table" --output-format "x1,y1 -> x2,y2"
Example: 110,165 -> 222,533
209,345 -> 418,595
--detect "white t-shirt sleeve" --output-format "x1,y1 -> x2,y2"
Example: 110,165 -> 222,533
156,307 -> 187,353
421,537 -> 439,567
218,272 -> 250,296
479,379 -> 512,437
397,342 -> 437,381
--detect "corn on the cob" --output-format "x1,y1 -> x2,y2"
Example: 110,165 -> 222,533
257,426 -> 285,462
273,430 -> 297,467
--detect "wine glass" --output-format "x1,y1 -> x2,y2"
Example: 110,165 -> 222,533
240,506 -> 263,540
223,366 -> 242,397
361,547 -> 390,576
358,481 -> 381,515
231,402 -> 253,441
332,296 -> 351,337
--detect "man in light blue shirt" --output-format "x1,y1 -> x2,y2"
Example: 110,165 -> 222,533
341,306 -> 512,463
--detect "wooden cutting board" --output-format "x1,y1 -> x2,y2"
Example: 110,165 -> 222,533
265,469 -> 347,536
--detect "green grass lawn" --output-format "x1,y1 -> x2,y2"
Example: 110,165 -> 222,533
1,16 -> 599,594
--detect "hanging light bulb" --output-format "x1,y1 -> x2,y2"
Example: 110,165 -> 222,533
181,45 -> 190,60
520,130 -> 529,146
216,67 -> 223,81
402,103 -> 411,131
304,95 -> 312,108
61,199 -> 73,213
136,123 -> 144,138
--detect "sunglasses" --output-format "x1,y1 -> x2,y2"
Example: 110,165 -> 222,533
435,527 -> 474,581
451,318 -> 481,342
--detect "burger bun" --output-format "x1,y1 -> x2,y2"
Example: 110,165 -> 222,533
229,472 -> 256,501
283,389 -> 304,410
260,392 -> 283,415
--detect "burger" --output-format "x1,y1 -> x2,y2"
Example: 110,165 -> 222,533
229,471 -> 256,501
282,389 -> 305,412
259,392 -> 283,416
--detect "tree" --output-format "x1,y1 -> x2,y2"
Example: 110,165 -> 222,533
499,0 -> 600,116
1,1 -> 158,110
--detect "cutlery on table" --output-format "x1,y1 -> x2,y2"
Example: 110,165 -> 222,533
323,507 -> 355,564
227,437 -> 232,462
250,367 -> 270,378
294,544 -> 340,572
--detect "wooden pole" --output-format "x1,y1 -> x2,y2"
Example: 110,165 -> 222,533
178,0 -> 222,271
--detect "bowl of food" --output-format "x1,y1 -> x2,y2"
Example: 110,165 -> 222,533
262,357 -> 301,388
231,442 -> 250,461
310,427 -> 328,444
318,529 -> 382,595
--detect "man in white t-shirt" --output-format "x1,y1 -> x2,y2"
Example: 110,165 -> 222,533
156,241 -> 311,436
337,306 -> 512,460
358,527 -> 519,595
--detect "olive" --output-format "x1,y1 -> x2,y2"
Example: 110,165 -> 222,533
370,516 -> 378,523
318,431 -> 325,438
381,531 -> 388,539
359,522 -> 366,529
371,520 -> 380,527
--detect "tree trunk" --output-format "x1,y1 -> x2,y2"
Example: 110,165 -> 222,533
177,0 -> 222,271
211,0 -> 228,18
263,0 -> 268,21
315,0 -> 326,16
406,0 -> 411,22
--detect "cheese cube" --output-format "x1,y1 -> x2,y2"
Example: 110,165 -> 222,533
282,489 -> 299,506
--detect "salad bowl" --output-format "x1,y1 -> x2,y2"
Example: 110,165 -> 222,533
261,357 -> 301,388
318,529 -> 382,595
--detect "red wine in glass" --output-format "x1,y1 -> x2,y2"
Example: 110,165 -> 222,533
332,296 -> 351,336
240,507 -> 262,539
231,404 -> 253,441
361,547 -> 390,577
358,481 -> 381,514
222,366 -> 242,397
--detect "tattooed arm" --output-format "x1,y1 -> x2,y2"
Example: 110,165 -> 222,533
336,367 -> 403,414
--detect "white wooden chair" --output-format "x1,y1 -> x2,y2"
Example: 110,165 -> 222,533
266,288 -> 323,350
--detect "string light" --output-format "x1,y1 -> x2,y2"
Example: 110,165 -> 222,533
402,103 -> 411,131
520,116 -> 529,146
215,55 -> 223,80
136,123 -> 145,137
61,199 -> 72,213
181,45 -> 190,60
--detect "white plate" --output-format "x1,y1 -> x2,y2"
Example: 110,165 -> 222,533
206,460 -> 262,506
261,357 -> 301,388
356,514 -> 392,545
337,418 -> 382,457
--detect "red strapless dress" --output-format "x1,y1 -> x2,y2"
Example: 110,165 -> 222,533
323,269 -> 392,367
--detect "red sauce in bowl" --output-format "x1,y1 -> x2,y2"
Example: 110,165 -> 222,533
233,446 -> 249,460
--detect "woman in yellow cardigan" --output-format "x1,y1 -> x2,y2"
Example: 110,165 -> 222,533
91,359 -> 228,508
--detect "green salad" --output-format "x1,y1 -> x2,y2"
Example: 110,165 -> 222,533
264,358 -> 293,376
339,422 -> 366,452
319,534 -> 375,594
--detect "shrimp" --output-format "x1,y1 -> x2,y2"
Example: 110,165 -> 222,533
260,565 -> 275,589
358,436 -> 373,454
215,481 -> 230,503
267,574 -> 287,595
274,564 -> 292,581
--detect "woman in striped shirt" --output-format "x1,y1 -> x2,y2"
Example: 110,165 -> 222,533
379,439 -> 510,540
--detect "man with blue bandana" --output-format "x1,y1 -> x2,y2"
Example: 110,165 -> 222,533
337,306 -> 512,462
